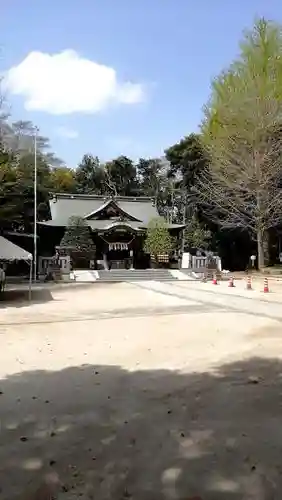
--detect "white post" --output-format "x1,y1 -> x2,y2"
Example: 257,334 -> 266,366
28,261 -> 32,301
33,126 -> 38,281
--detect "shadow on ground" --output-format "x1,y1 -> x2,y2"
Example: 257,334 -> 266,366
0,288 -> 54,308
1,358 -> 282,499
0,282 -> 117,310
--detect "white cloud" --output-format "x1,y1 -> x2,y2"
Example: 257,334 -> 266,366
56,126 -> 79,139
4,49 -> 145,115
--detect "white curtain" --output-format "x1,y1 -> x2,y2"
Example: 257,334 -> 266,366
108,242 -> 128,251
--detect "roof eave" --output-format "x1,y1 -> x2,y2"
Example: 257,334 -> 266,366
50,192 -> 155,202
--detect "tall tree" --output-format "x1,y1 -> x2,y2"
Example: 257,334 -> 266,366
50,167 -> 77,193
0,119 -> 58,231
165,134 -> 208,189
11,120 -> 50,153
105,156 -> 138,196
75,154 -> 105,194
165,135 -> 209,227
3,120 -> 63,167
16,152 -> 50,186
14,151 -> 51,226
184,214 -> 211,251
0,146 -> 18,230
198,18 -> 282,268
137,158 -> 163,197
144,218 -> 173,264
60,216 -> 96,257
136,157 -> 182,222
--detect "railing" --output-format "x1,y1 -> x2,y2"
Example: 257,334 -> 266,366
181,252 -> 222,271
38,256 -> 70,276
191,256 -> 207,269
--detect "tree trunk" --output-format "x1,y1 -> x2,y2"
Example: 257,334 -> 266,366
262,230 -> 269,266
257,228 -> 265,269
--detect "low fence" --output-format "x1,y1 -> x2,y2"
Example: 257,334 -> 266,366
181,252 -> 222,271
38,256 -> 70,277
39,253 -> 222,275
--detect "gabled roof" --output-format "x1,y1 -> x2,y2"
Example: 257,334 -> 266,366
48,193 -> 159,226
83,199 -> 115,220
84,198 -> 140,222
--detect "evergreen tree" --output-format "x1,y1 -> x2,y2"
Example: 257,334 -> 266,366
184,215 -> 211,251
144,218 -> 173,262
60,216 -> 95,256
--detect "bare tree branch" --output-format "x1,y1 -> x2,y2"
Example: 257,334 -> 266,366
197,19 -> 282,268
104,166 -> 117,197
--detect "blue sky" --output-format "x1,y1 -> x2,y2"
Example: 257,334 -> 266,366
2,0 -> 282,167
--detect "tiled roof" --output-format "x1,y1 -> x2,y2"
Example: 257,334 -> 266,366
39,193 -> 185,230
49,193 -> 159,225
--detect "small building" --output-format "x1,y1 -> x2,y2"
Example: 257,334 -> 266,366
38,193 -> 184,271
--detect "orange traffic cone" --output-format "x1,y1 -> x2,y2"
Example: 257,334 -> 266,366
246,276 -> 252,290
212,274 -> 217,285
263,277 -> 269,293
228,276 -> 234,287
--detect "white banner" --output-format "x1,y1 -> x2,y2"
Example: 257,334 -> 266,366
108,242 -> 128,251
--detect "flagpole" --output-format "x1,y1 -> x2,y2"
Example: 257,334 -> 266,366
33,126 -> 38,281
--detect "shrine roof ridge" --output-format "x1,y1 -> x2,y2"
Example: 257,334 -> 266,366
48,192 -> 159,227
50,193 -> 155,203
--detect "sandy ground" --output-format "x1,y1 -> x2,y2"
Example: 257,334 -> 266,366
1,281 -> 282,499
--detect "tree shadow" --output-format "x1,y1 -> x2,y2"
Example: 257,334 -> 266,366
0,288 -> 54,309
0,282 -> 117,310
0,282 -> 99,309
1,357 -> 282,499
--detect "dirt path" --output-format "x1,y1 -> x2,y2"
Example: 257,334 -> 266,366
0,283 -> 282,499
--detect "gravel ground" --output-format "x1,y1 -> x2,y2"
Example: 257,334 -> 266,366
0,281 -> 282,499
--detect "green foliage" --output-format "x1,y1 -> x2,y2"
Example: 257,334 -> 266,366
144,218 -> 173,258
50,167 -> 77,193
184,215 -> 211,250
60,216 -> 96,255
137,158 -> 165,197
75,155 -> 105,194
0,147 -> 17,229
0,117 -> 62,231
202,18 -> 282,144
164,134 -> 210,226
199,17 -> 282,268
3,19 -> 282,272
0,118 -> 212,235
105,156 -> 138,196
74,154 -> 139,196
165,133 -> 209,189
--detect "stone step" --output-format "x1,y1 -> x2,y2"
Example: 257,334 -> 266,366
97,269 -> 177,282
71,270 -> 99,282
98,270 -> 172,274
71,269 -> 199,283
